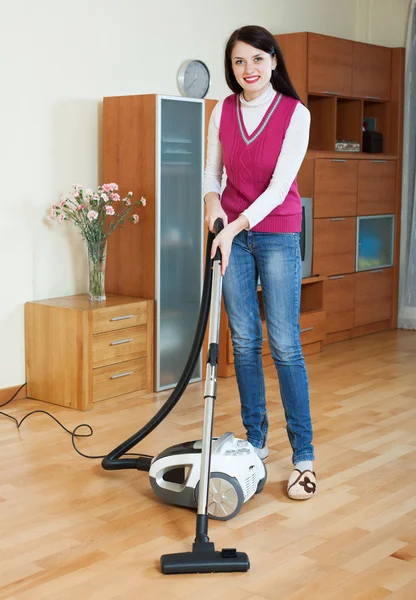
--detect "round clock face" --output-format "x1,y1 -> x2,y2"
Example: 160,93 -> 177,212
177,60 -> 210,99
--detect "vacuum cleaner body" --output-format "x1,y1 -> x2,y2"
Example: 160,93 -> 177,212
149,432 -> 266,520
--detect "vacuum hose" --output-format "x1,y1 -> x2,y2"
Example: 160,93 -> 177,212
102,219 -> 224,471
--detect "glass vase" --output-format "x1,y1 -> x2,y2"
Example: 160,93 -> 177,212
87,239 -> 107,301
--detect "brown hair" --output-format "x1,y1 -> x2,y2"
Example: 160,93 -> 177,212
224,25 -> 301,101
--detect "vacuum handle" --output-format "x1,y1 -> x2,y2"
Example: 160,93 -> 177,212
213,218 -> 224,236
212,218 -> 224,262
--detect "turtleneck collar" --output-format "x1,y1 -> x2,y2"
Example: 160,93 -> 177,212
240,83 -> 277,107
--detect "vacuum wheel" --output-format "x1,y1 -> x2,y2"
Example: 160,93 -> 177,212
194,472 -> 244,521
255,462 -> 267,494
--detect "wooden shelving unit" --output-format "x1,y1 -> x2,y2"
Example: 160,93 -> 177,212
102,95 -> 217,390
276,31 -> 405,348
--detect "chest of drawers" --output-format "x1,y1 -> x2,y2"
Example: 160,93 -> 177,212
25,294 -> 153,410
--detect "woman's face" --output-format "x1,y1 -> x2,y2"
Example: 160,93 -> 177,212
231,41 -> 277,101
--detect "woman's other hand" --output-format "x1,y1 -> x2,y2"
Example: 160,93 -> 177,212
210,214 -> 250,276
204,193 -> 228,232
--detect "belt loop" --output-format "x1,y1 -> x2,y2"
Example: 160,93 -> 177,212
247,230 -> 253,250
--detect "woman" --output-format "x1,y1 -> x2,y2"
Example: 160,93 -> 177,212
203,25 -> 316,500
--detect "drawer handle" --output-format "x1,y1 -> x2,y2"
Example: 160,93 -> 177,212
329,275 -> 345,280
324,91 -> 339,95
110,370 -> 134,379
110,314 -> 134,322
331,159 -> 347,163
330,217 -> 345,221
365,95 -> 380,100
110,338 -> 134,346
370,269 -> 384,274
300,327 -> 314,333
371,160 -> 387,163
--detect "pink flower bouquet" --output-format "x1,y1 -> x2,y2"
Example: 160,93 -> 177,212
49,183 -> 147,300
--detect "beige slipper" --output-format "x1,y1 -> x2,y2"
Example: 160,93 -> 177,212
287,469 -> 317,500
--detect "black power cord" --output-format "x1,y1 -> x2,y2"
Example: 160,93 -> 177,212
0,384 -> 152,461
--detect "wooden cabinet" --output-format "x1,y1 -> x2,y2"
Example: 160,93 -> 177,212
314,159 -> 358,217
103,94 -> 216,391
324,274 -> 356,333
277,32 -> 392,104
274,31 -> 404,341
275,31 -> 398,157
357,160 -> 396,215
25,294 -> 153,411
354,268 -> 393,327
308,33 -> 353,97
313,217 -> 356,276
352,42 -> 391,101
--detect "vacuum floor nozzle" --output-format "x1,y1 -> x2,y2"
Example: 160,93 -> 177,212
161,542 -> 250,574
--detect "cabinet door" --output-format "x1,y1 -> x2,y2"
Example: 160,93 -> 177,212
157,97 -> 204,390
357,160 -> 396,215
93,358 -> 147,403
308,33 -> 353,97
313,217 -> 356,276
314,159 -> 358,217
324,274 -> 356,333
297,157 -> 314,198
299,310 -> 326,344
354,268 -> 393,327
275,33 -> 308,104
352,42 -> 391,101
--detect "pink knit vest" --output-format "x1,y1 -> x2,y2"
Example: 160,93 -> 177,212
219,92 -> 302,233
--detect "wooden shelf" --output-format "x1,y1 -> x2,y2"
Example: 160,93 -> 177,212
307,91 -> 393,155
301,275 -> 326,285
306,150 -> 397,160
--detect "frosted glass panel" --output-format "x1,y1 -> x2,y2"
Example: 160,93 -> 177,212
158,98 -> 203,390
356,215 -> 395,271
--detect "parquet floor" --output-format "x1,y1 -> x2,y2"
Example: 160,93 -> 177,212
1,329 -> 416,600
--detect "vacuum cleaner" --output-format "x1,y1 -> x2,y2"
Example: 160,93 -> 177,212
102,219 -> 267,574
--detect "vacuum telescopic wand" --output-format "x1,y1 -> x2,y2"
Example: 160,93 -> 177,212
160,219 -> 250,574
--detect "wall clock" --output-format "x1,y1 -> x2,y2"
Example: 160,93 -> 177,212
177,59 -> 210,99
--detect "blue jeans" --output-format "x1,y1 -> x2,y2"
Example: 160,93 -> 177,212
222,230 -> 315,465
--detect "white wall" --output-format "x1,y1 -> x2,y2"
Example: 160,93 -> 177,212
0,0 -> 410,388
367,0 -> 412,46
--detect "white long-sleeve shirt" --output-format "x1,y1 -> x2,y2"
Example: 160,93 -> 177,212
203,84 -> 310,229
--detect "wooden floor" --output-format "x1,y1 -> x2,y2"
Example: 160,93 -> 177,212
1,329 -> 416,600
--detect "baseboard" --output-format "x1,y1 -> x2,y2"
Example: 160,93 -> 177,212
0,383 -> 27,405
324,321 -> 391,345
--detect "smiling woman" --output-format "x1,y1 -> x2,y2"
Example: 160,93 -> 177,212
203,25 -> 315,502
